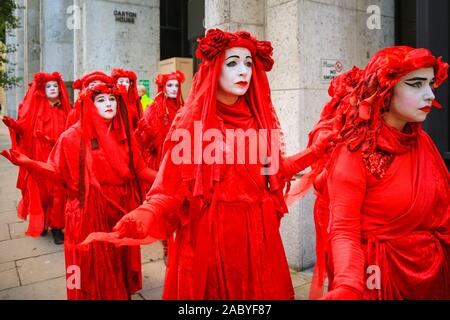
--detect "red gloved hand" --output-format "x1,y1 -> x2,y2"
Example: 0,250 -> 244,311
320,286 -> 362,300
2,116 -> 22,135
113,208 -> 154,239
1,149 -> 32,167
310,129 -> 337,157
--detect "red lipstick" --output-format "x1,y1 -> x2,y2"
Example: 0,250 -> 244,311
235,81 -> 248,87
419,106 -> 431,113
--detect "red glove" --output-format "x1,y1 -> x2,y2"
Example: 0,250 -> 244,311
320,286 -> 362,300
2,116 -> 22,135
1,149 -> 33,167
113,207 -> 155,239
309,129 -> 337,157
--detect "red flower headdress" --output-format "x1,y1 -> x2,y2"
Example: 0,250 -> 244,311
73,71 -> 114,91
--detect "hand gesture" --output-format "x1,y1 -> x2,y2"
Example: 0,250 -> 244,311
2,116 -> 21,134
113,209 -> 154,239
0,149 -> 32,167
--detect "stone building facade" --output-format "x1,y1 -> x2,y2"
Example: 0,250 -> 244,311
5,0 -> 395,270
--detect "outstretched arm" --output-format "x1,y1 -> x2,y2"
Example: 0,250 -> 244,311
1,149 -> 59,181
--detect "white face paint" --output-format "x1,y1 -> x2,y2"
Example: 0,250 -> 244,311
165,80 -> 179,99
88,80 -> 105,89
45,81 -> 59,99
117,77 -> 130,91
217,47 -> 253,103
94,93 -> 117,120
386,67 -> 436,130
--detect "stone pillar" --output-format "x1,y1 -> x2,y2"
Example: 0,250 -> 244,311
24,0 -> 41,86
5,0 -> 26,118
266,0 -> 395,270
205,0 -> 265,39
74,0 -> 159,95
40,0 -> 74,80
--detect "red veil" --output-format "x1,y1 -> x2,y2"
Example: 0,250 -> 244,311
163,29 -> 287,203
13,72 -> 71,235
66,71 -> 114,128
296,47 -> 450,299
111,68 -> 143,129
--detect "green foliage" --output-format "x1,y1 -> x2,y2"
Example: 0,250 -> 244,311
0,0 -> 23,88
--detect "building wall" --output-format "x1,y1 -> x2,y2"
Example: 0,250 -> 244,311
206,0 -> 395,270
6,0 -> 160,112
74,0 -> 160,96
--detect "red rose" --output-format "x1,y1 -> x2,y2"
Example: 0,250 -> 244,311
196,29 -> 231,60
256,40 -> 274,71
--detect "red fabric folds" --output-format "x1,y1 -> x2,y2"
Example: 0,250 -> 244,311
10,72 -> 71,236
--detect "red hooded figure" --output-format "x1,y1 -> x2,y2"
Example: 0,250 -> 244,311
66,71 -> 114,128
111,68 -> 143,130
1,83 -> 156,299
293,46 -> 450,300
2,72 -> 71,241
80,29 -> 332,300
137,70 -> 185,170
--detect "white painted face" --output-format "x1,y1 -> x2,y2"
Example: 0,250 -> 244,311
218,47 -> 253,98
165,80 -> 179,99
88,80 -> 105,89
45,81 -> 59,99
386,67 -> 436,129
117,77 -> 130,91
94,93 -> 117,120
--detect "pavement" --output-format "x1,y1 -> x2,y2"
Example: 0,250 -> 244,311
0,124 -> 313,300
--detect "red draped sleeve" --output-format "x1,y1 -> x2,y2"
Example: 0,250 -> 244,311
327,144 -> 367,294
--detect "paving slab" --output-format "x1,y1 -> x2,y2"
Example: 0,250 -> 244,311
141,260 -> 166,291
140,241 -> 164,263
16,251 -> 65,285
0,223 -> 9,241
0,236 -> 63,264
140,285 -> 164,300
0,261 -> 20,291
8,221 -> 27,239
0,210 -> 22,225
0,276 -> 66,300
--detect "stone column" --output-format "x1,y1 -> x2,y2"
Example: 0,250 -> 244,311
5,0 -> 26,118
74,0 -> 160,95
24,0 -> 41,86
40,0 -> 74,80
266,0 -> 395,270
205,0 -> 265,39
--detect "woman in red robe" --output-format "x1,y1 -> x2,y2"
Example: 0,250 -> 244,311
81,29 -> 333,299
2,83 -> 156,299
111,68 -> 143,130
137,71 -> 185,170
66,71 -> 114,128
297,46 -> 450,300
2,72 -> 71,244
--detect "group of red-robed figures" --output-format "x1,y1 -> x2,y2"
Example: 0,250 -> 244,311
2,68 -> 185,299
2,29 -> 450,300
